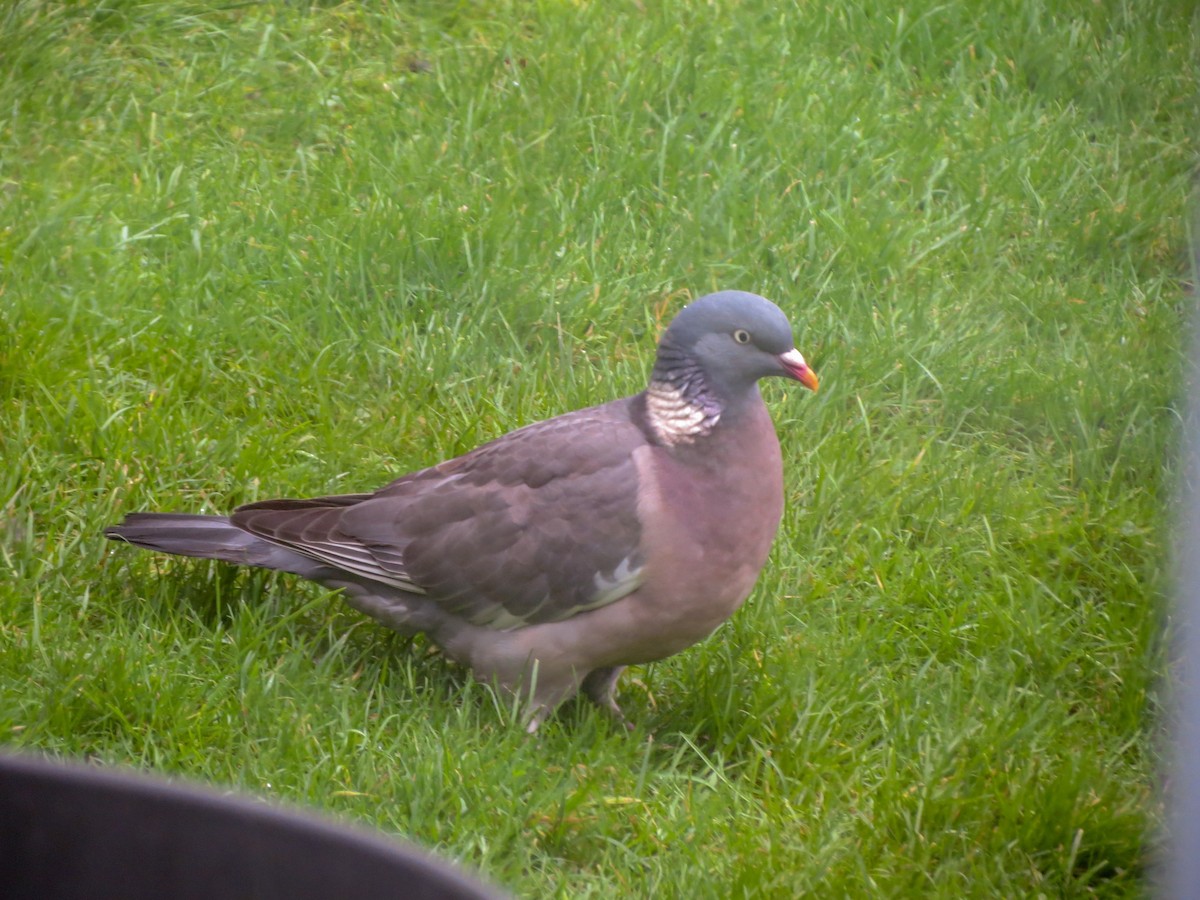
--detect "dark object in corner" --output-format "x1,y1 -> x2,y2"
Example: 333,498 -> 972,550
0,754 -> 504,900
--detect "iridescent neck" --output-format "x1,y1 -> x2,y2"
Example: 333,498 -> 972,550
645,347 -> 723,446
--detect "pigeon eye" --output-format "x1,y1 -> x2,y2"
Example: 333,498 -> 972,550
733,329 -> 751,344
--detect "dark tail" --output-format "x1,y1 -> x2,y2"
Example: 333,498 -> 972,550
105,513 -> 319,574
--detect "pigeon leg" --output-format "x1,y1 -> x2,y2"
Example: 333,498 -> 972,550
581,666 -> 632,730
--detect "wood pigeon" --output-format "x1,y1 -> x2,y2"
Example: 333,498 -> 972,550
106,291 -> 819,731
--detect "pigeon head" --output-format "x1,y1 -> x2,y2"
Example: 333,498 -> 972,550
653,291 -> 819,398
644,291 -> 817,446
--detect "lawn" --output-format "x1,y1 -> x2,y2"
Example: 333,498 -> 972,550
1,1 -> 1195,895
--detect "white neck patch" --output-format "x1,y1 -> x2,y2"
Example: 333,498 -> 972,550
645,380 -> 720,446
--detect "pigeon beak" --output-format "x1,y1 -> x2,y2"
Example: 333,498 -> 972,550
778,348 -> 819,392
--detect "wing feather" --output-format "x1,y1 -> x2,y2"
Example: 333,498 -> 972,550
231,399 -> 649,628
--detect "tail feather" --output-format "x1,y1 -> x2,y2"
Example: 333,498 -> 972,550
105,512 -> 322,575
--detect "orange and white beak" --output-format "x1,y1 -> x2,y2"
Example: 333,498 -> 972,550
778,348 -> 819,392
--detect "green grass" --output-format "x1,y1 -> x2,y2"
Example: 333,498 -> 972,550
1,0 -> 1194,894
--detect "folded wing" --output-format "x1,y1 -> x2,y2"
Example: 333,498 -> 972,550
231,400 -> 648,630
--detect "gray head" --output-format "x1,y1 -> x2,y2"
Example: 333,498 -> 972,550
653,291 -> 819,400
